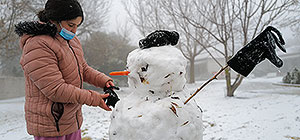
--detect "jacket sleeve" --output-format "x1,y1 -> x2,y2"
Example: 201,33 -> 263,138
21,37 -> 103,106
82,58 -> 112,88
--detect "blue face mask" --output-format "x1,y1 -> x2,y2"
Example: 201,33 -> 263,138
59,23 -> 75,40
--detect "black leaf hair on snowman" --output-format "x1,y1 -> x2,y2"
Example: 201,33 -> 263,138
139,30 -> 179,49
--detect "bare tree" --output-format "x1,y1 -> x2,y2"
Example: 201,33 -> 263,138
122,0 -> 169,37
116,20 -> 132,44
77,0 -> 111,38
160,0 -> 218,83
123,0 -> 217,83
192,0 -> 239,96
228,0 -> 297,96
0,0 -> 31,76
182,0 -> 297,96
0,0 -> 111,76
0,0 -> 28,45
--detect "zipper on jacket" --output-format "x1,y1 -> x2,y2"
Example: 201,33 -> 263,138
67,41 -> 81,130
67,41 -> 83,89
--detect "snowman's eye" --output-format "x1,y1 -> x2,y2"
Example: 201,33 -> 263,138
141,64 -> 149,72
141,67 -> 147,71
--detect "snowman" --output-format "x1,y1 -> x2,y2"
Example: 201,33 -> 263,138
108,30 -> 203,140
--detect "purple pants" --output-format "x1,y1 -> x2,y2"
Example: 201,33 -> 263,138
34,129 -> 81,140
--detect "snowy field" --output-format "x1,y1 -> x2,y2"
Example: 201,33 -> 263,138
0,77 -> 300,140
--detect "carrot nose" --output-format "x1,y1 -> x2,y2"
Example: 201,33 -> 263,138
109,71 -> 130,76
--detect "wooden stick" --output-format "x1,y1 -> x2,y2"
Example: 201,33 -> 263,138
184,65 -> 229,104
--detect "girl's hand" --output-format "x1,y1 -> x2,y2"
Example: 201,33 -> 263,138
105,80 -> 115,88
99,93 -> 112,111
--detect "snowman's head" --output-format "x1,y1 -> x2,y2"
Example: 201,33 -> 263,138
126,46 -> 187,93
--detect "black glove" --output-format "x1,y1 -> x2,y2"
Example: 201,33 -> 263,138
139,30 -> 180,49
227,26 -> 286,77
103,86 -> 120,108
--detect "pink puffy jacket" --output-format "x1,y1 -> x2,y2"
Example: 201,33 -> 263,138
16,21 -> 112,137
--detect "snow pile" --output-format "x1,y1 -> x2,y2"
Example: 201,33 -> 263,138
109,46 -> 203,140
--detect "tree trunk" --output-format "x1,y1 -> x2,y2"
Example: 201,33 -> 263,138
231,75 -> 244,94
225,67 -> 234,97
189,58 -> 195,83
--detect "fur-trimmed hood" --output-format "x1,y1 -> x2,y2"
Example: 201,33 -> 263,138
15,21 -> 60,50
15,21 -> 57,37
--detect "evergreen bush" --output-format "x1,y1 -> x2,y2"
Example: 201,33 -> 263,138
283,68 -> 300,84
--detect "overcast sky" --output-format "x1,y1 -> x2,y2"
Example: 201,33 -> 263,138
106,0 -> 142,46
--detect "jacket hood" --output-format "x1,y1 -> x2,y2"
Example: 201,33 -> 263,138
15,21 -> 57,38
15,21 -> 58,50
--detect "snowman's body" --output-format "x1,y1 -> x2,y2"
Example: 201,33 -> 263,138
109,46 -> 203,140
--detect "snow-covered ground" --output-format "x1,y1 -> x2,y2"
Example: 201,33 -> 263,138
0,77 -> 300,140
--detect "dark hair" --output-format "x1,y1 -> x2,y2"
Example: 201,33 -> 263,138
37,0 -> 84,25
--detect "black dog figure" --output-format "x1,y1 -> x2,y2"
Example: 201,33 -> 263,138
103,86 -> 120,108
227,26 -> 286,77
139,30 -> 179,49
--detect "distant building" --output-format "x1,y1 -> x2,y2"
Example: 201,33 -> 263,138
186,48 -> 228,81
187,45 -> 300,81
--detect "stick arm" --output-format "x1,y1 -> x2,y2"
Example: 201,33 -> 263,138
184,65 -> 229,104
